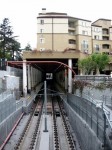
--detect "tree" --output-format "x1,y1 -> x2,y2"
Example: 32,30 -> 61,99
0,18 -> 21,69
78,59 -> 86,75
0,18 -> 13,58
9,39 -> 21,60
78,57 -> 95,75
83,56 -> 96,75
24,43 -> 32,51
91,53 -> 109,74
78,53 -> 110,75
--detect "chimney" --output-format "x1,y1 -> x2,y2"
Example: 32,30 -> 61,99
42,8 -> 46,14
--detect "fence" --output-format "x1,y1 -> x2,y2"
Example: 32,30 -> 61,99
0,108 -> 22,146
67,94 -> 105,143
75,89 -> 112,108
0,91 -> 23,124
101,95 -> 112,108
61,93 -> 112,150
61,96 -> 103,150
75,75 -> 112,82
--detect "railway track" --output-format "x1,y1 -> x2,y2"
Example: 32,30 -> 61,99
14,99 -> 43,150
4,92 -> 79,150
52,97 -> 76,150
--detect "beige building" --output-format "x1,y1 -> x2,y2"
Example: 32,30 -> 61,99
92,19 -> 112,54
35,9 -> 112,74
37,8 -> 93,54
37,9 -> 112,55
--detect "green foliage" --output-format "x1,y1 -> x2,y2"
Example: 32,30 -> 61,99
78,53 -> 110,74
91,53 -> 109,72
0,18 -> 21,60
24,43 -> 32,51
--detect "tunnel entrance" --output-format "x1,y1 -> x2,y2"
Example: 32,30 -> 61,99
7,58 -> 78,96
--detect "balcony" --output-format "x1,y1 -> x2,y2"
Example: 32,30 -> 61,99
68,22 -> 75,30
102,28 -> 109,36
102,36 -> 109,40
102,44 -> 110,49
68,30 -> 75,36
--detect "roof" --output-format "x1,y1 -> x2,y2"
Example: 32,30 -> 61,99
68,16 -> 91,22
91,24 -> 102,27
37,16 -> 68,19
37,13 -> 91,22
92,18 -> 111,25
39,12 -> 67,15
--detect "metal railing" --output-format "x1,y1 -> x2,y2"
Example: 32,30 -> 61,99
75,75 -> 112,82
70,92 -> 112,149
0,90 -> 23,124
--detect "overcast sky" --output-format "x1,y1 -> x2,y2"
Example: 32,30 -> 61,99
0,0 -> 112,49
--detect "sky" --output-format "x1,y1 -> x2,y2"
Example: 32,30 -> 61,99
0,0 -> 112,49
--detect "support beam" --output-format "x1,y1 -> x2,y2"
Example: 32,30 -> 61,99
65,69 -> 68,92
31,66 -> 33,90
68,59 -> 72,93
23,60 -> 27,97
28,65 -> 31,93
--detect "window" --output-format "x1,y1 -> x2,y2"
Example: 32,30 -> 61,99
81,40 -> 88,52
94,35 -> 99,40
82,22 -> 86,26
69,39 -> 76,44
82,30 -> 88,35
40,38 -> 45,43
40,20 -> 44,24
95,44 -> 100,51
94,28 -> 99,32
40,29 -> 44,33
102,44 -> 109,49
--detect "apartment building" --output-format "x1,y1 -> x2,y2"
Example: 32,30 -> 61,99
37,9 -> 112,55
92,19 -> 112,54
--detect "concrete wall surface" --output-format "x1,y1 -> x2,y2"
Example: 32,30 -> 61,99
5,75 -> 19,90
62,98 -> 103,150
0,108 -> 22,146
0,71 -> 9,78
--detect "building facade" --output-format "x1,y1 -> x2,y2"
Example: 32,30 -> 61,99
37,9 -> 112,56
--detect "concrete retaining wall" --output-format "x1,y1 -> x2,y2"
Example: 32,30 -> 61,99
63,99 -> 103,150
0,108 -> 22,146
0,71 -> 9,78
